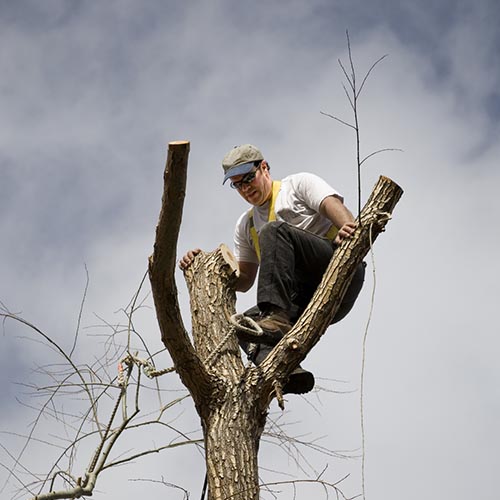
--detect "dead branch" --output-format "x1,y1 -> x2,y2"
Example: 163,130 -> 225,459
148,140 -> 212,403
254,176 -> 403,404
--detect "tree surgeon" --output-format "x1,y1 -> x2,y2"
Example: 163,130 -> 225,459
180,144 -> 365,394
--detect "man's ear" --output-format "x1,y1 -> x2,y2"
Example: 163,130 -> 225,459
261,160 -> 269,171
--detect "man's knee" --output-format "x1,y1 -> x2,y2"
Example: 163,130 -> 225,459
331,261 -> 366,324
259,220 -> 287,242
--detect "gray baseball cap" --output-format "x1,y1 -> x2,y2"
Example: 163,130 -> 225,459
222,144 -> 264,184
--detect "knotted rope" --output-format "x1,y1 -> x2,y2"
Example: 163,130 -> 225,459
203,314 -> 263,368
118,352 -> 175,387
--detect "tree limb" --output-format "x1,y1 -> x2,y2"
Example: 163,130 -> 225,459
259,175 -> 403,400
148,141 -> 212,403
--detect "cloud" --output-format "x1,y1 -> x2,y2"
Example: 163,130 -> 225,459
1,1 -> 499,499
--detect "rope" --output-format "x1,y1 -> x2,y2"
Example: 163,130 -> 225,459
229,314 -> 263,336
118,353 -> 175,387
359,213 -> 391,500
203,314 -> 263,368
361,211 -> 392,228
203,330 -> 234,368
201,314 -> 261,368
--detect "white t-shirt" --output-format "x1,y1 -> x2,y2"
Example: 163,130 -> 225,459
234,172 -> 342,264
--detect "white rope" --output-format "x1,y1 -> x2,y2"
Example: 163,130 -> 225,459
229,314 -> 263,336
203,329 -> 234,368
359,213 -> 391,500
118,352 -> 175,386
203,314 -> 263,368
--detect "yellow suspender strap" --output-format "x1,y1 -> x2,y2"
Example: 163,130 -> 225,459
249,214 -> 260,260
325,223 -> 339,241
248,180 -> 281,261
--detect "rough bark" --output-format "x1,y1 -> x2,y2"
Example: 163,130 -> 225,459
184,244 -> 265,500
148,141 -> 212,404
149,140 -> 403,500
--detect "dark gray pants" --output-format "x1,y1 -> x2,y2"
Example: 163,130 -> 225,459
254,220 -> 365,322
241,221 -> 365,362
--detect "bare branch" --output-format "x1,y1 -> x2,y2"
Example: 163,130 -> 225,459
1,291 -> 194,500
319,111 -> 356,130
103,438 -> 203,470
338,57 -> 354,93
129,477 -> 190,499
0,312 -> 102,436
69,264 -> 89,358
342,82 -> 355,111
125,269 -> 149,349
357,54 -> 388,98
360,148 -> 404,166
346,30 -> 356,92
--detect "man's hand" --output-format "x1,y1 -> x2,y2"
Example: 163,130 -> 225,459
334,222 -> 357,245
179,248 -> 202,270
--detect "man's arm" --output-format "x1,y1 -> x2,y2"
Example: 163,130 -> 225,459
320,195 -> 357,244
235,261 -> 258,292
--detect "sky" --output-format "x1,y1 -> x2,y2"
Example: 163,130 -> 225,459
1,0 -> 499,499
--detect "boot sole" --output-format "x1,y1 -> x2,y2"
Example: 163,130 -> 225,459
283,368 -> 315,394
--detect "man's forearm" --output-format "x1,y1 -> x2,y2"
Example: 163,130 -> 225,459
236,261 -> 258,292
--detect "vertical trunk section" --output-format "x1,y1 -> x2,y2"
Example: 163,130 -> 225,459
204,389 -> 266,500
184,245 -> 267,500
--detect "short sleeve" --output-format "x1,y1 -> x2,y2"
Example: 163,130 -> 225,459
292,172 -> 343,212
233,211 -> 259,264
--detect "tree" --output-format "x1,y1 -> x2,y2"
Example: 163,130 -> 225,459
1,142 -> 402,500
148,140 -> 403,500
2,35 -> 403,499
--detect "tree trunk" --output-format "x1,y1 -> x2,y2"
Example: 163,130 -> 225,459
184,245 -> 264,499
149,141 -> 403,500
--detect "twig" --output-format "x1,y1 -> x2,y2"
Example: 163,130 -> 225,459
69,264 -> 89,358
321,30 -> 397,224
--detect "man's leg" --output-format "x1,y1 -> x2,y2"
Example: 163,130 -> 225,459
257,221 -> 334,314
235,222 -> 365,394
238,305 -> 315,394
238,338 -> 315,395
257,221 -> 365,323
330,260 -> 365,324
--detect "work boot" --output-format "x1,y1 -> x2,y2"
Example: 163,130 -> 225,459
257,309 -> 292,336
244,343 -> 315,395
235,308 -> 292,346
283,367 -> 315,394
254,308 -> 292,345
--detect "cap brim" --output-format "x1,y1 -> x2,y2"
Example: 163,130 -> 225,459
222,161 -> 255,184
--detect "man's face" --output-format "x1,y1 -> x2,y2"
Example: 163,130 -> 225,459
229,161 -> 272,206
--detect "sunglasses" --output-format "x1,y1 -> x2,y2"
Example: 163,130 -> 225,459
230,163 -> 262,190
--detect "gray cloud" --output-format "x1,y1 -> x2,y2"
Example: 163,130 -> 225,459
1,1 -> 498,499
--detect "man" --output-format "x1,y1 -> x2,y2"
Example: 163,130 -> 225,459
180,144 -> 365,394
